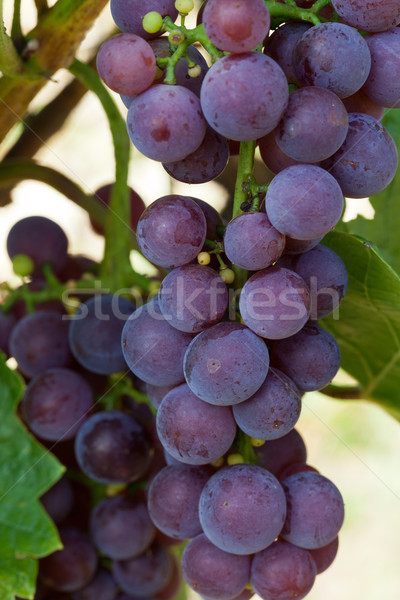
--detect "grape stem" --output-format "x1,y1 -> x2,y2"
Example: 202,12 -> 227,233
320,384 -> 364,400
265,1 -> 321,24
310,0 -> 332,14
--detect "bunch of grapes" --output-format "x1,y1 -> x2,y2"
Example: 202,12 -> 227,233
3,0 -> 400,598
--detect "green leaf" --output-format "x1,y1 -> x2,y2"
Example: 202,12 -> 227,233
339,109 -> 400,273
322,231 -> 400,420
0,356 -> 64,600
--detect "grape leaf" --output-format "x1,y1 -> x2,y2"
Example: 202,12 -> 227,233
0,356 -> 64,600
338,110 -> 400,273
322,231 -> 400,420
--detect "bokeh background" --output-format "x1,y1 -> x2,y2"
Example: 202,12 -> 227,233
1,2 -> 400,600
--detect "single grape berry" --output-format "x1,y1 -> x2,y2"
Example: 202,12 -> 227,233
142,11 -> 163,33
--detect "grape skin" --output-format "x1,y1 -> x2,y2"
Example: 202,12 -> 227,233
183,321 -> 270,406
362,28 -> 400,109
264,21 -> 312,85
258,131 -> 302,174
199,464 -> 287,555
40,476 -> 74,525
156,383 -> 237,465
71,567 -> 118,600
331,0 -> 400,33
200,53 -> 289,141
181,533 -> 250,600
254,428 -> 307,477
110,0 -> 178,39
112,543 -> 173,597
127,85 -> 207,163
309,536 -> 339,574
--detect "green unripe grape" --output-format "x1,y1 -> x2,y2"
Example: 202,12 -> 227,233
188,64 -> 202,78
219,267 -> 235,284
12,254 -> 34,277
175,0 -> 194,14
227,453 -> 245,466
251,438 -> 266,447
142,11 -> 163,34
197,251 -> 211,265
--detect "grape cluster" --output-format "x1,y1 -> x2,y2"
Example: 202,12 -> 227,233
3,0 -> 400,598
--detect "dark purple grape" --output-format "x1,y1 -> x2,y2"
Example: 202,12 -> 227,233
283,236 -> 323,256
203,0 -> 270,53
158,264 -> 228,333
68,294 -> 134,375
40,476 -> 74,524
156,383 -> 237,465
270,324 -> 341,392
182,533 -> 250,600
321,113 -> 398,198
278,462 -> 319,482
292,244 -> 348,319
136,195 -> 206,269
96,34 -> 156,95
147,465 -> 209,539
258,131 -> 302,174
90,184 -> 145,235
110,0 -> 178,39
163,126 -> 229,184
342,90 -> 385,121
309,536 -> 339,574
292,23 -> 371,98
121,298 -> 193,386
71,567 -> 118,600
74,410 -> 150,484
9,310 -> 72,378
362,28 -> 400,108
7,216 -> 68,272
233,367 -> 302,440
127,85 -> 206,162
254,429 -> 307,477
90,494 -> 156,560
265,164 -> 344,240
274,87 -> 349,163
200,52 -> 288,141
264,21 -> 312,84
190,197 -> 224,241
239,267 -> 311,340
183,321 -> 270,406
39,528 -> 98,592
199,464 -> 286,555
22,368 -> 94,441
145,383 -> 175,409
223,212 -> 285,271
281,471 -> 345,549
112,543 -> 173,597
331,0 -> 400,32
251,540 -> 317,600
0,310 -> 17,356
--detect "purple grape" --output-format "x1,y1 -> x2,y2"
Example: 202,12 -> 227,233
274,87 -> 349,163
158,264 -> 228,333
264,21 -> 312,84
200,53 -> 288,141
9,310 -> 72,378
362,29 -> 400,108
203,0 -> 270,53
342,89 -> 385,121
251,540 -> 317,600
254,429 -> 307,477
283,236 -> 323,256
191,197 -> 224,241
96,34 -> 156,95
322,113 -> 398,198
127,85 -> 207,162
183,321 -> 270,406
121,299 -> 193,386
309,536 -> 339,574
265,164 -> 344,240
258,131 -> 302,174
112,543 -> 173,597
271,323 -> 341,392
69,294 -> 134,375
163,126 -> 229,184
90,494 -> 156,560
156,383 -> 236,465
278,462 -> 319,482
7,216 -> 68,272
71,567 -> 118,600
110,0 -> 178,39
223,212 -> 285,271
74,410 -> 150,484
147,465 -> 209,539
22,368 -> 94,441
182,533 -> 250,600
292,244 -> 348,319
239,267 -> 311,340
40,476 -> 74,524
331,0 -> 400,32
145,383 -> 175,409
232,367 -> 302,440
136,195 -> 206,269
39,528 -> 98,592
199,464 -> 287,555
281,471 -> 345,549
292,23 -> 371,98
0,310 -> 17,356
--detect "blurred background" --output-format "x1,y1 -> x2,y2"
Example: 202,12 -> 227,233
1,2 -> 400,600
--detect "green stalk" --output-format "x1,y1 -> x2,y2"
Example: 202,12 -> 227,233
310,0 -> 332,13
320,384 -> 364,400
265,0 -> 321,24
